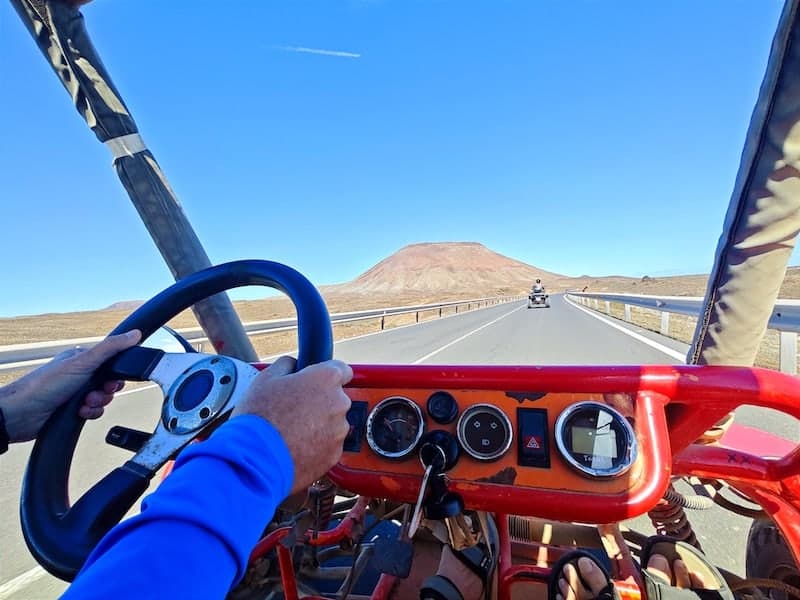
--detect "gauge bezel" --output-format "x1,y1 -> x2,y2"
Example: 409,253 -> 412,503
456,403 -> 513,461
366,396 -> 425,459
554,401 -> 637,478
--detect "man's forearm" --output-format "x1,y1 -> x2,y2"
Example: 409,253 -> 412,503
62,414 -> 295,598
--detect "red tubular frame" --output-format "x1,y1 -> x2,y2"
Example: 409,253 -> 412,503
245,363 -> 800,600
330,391 -> 672,523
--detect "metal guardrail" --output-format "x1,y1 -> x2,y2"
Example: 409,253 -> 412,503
566,291 -> 800,374
0,296 -> 519,372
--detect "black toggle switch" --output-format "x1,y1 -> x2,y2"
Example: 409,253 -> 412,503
106,426 -> 151,453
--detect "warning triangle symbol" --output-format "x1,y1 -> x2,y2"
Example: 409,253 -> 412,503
526,436 -> 540,449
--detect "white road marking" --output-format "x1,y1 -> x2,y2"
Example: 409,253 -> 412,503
0,566 -> 47,599
116,384 -> 158,396
259,302 -> 516,362
0,385 -> 160,597
412,305 -> 526,364
565,296 -> 687,362
1,306 -> 513,594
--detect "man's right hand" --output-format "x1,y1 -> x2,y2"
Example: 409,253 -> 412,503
231,356 -> 353,494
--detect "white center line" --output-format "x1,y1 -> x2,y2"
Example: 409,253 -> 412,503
0,566 -> 47,599
412,304 -> 526,364
565,296 -> 687,362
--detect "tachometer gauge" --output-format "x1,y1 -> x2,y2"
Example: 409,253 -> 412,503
555,401 -> 636,478
457,404 -> 513,461
366,397 -> 425,459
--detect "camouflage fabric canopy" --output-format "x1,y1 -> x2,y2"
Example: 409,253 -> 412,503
689,0 -> 800,367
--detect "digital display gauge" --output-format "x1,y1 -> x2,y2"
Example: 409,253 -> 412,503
366,397 -> 425,459
555,401 -> 636,478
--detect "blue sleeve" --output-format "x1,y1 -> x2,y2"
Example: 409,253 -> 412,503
61,414 -> 294,599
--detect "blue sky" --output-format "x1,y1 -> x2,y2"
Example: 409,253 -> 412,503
0,1 -> 786,317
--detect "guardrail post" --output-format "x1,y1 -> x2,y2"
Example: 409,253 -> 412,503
455,305 -> 459,314
416,311 -> 419,323
468,303 -> 471,310
381,312 -> 386,330
605,301 -> 611,314
660,312 -> 670,336
780,331 -> 798,374
593,299 -> 599,310
196,342 -> 203,352
439,307 -> 443,317
624,304 -> 631,322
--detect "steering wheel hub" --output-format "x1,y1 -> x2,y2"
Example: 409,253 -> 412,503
164,356 -> 237,434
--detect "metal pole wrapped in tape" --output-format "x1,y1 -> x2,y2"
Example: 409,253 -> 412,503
10,0 -> 257,362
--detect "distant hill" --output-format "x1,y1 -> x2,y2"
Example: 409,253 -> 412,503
104,300 -> 145,311
328,242 -> 561,296
102,244 -> 800,312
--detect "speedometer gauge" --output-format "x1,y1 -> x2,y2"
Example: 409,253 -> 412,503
555,401 -> 636,478
366,397 -> 425,459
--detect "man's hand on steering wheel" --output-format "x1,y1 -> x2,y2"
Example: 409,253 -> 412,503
0,330 -> 141,442
232,356 -> 353,494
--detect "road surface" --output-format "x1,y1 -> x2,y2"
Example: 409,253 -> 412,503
1,294 -> 795,598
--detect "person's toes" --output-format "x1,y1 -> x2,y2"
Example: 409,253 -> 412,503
688,567 -> 710,590
560,559 -> 605,600
645,554 -> 672,585
558,572 -> 578,600
672,559 -> 692,589
576,557 -> 609,595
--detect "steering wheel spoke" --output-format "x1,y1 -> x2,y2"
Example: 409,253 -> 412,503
129,354 -> 262,472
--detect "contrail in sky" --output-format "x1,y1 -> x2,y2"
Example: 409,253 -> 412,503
278,45 -> 361,58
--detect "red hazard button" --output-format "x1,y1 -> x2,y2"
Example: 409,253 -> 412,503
523,435 -> 543,450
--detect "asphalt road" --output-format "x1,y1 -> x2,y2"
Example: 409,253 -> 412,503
1,294 -> 796,598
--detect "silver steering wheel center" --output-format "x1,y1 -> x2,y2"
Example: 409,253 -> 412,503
162,356 -> 238,434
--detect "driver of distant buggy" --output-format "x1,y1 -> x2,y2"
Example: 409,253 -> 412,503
533,278 -> 545,293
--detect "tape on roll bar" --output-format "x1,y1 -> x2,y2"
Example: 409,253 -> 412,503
105,133 -> 147,160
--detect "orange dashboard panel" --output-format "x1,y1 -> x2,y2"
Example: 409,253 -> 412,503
338,387 -> 644,495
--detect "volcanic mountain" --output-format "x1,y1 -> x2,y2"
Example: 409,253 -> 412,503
332,242 -> 562,296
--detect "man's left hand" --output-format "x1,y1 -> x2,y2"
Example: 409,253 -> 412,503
1,330 -> 141,442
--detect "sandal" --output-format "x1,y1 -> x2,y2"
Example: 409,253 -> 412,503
420,513 -> 499,600
548,550 -> 620,600
640,536 -> 734,600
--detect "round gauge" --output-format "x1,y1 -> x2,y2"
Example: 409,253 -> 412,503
427,391 -> 458,424
456,404 -> 513,461
555,401 -> 637,478
366,397 -> 425,459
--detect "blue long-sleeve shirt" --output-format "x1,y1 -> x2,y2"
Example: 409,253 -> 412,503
62,414 -> 294,599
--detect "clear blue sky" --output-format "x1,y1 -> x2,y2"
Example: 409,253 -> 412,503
0,1 -> 786,317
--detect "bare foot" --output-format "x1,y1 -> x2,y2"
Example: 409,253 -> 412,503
555,552 -> 715,600
645,553 -> 709,589
556,557 -> 609,600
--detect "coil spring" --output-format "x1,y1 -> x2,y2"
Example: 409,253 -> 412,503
647,494 -> 701,549
309,479 -> 336,531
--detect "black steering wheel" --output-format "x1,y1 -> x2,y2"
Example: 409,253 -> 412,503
20,260 -> 333,581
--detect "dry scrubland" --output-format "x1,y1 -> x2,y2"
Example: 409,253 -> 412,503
4,262 -> 800,384
0,292 -> 496,385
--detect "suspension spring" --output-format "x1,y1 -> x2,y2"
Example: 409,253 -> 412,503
647,494 -> 701,549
